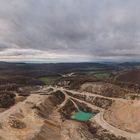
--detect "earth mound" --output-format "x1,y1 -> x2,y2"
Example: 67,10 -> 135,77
104,100 -> 140,133
80,82 -> 134,98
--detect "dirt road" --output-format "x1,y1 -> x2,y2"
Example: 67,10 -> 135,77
48,86 -> 140,140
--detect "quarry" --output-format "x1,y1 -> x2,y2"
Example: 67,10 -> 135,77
0,82 -> 140,140
0,62 -> 140,140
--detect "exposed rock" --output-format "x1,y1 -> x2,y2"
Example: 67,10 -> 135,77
0,88 -> 129,140
60,99 -> 78,119
80,82 -> 136,99
9,119 -> 26,129
87,121 -> 127,140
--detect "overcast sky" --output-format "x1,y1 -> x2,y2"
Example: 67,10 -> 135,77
0,0 -> 140,62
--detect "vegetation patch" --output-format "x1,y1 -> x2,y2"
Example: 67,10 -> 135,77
0,92 -> 15,108
39,76 -> 60,85
94,72 -> 110,79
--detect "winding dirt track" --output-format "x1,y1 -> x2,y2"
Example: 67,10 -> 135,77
47,86 -> 140,140
1,86 -> 140,140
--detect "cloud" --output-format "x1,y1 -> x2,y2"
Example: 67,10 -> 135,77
0,0 -> 140,62
0,48 -> 92,62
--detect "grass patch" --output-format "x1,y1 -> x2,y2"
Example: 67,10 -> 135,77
39,76 -> 59,85
94,73 -> 110,79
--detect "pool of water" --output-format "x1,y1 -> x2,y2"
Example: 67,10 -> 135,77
71,111 -> 96,122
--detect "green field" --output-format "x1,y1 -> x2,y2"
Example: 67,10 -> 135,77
39,76 -> 59,85
94,73 -> 110,79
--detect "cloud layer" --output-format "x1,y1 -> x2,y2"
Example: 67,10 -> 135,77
0,0 -> 140,62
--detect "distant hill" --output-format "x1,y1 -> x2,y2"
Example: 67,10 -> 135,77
116,69 -> 140,85
0,61 -> 140,86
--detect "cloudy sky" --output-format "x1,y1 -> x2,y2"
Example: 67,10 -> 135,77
0,0 -> 140,62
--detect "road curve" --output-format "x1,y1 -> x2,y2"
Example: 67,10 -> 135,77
93,111 -> 140,140
44,86 -> 140,140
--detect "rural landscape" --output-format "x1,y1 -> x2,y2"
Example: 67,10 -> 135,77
0,0 -> 140,139
0,62 -> 140,140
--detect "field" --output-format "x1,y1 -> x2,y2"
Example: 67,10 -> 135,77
94,72 -> 111,79
39,76 -> 60,85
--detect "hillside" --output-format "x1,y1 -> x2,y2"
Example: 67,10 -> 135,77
116,69 -> 140,85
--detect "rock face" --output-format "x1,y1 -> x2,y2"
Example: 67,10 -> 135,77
0,88 -> 128,140
67,91 -> 113,109
104,100 -> 140,133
